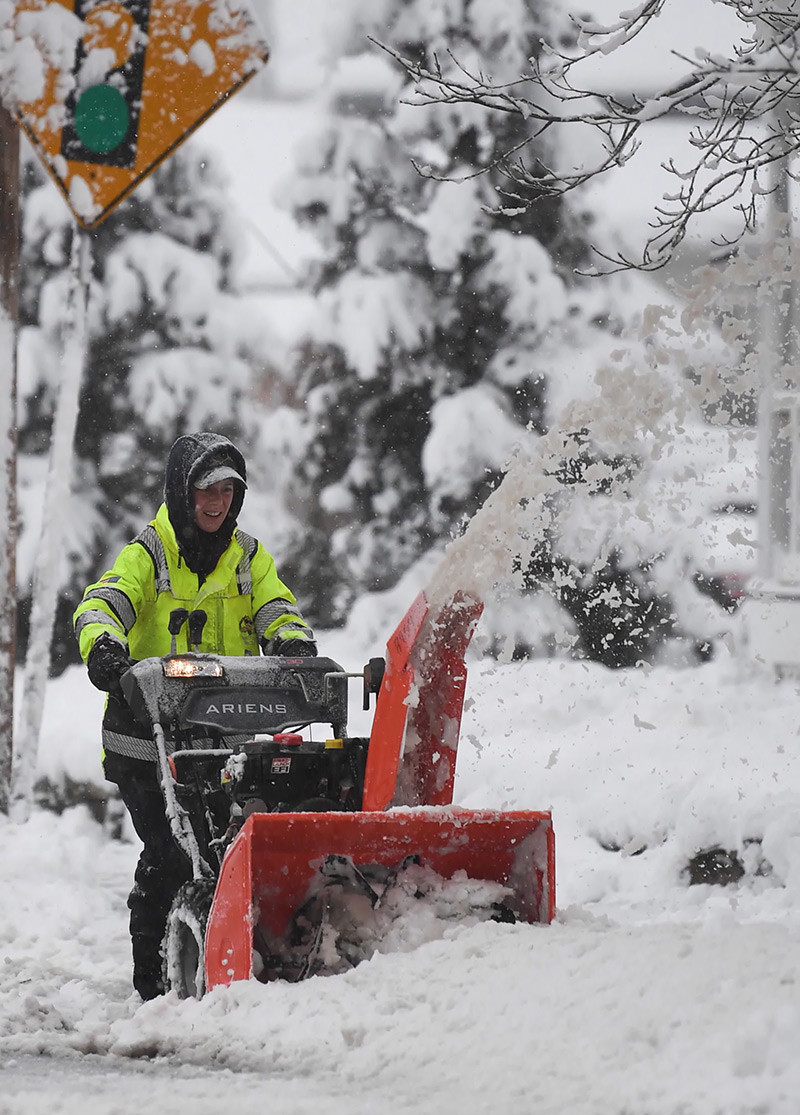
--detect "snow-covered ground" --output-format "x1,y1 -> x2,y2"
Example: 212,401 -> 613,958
3,609 -> 800,1113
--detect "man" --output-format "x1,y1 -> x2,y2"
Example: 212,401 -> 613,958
74,431 -> 316,999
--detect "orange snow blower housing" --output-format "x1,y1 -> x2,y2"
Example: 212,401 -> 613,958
121,592 -> 555,997
204,592 -> 554,991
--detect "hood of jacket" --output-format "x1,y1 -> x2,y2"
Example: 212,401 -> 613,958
164,432 -> 247,578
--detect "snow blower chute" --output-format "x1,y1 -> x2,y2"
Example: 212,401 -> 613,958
120,593 -> 555,998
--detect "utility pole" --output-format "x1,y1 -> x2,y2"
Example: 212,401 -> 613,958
744,117 -> 800,673
757,124 -> 795,580
0,103 -> 19,813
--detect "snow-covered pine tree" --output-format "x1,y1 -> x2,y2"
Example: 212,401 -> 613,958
277,0 -> 738,666
281,2 -> 581,613
17,143 -> 283,672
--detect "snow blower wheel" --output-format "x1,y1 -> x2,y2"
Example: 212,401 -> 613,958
163,879 -> 216,999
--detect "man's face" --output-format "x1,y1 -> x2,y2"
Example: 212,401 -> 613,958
193,480 -> 235,532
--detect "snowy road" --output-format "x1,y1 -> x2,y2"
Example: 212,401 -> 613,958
2,887 -> 800,1115
2,1055 -> 305,1115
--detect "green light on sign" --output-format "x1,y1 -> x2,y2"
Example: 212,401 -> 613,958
73,84 -> 130,155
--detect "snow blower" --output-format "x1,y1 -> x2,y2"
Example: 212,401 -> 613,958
120,592 -> 555,998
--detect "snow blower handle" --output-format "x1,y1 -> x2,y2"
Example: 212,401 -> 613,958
153,719 -> 212,882
188,609 -> 207,651
168,608 -> 190,654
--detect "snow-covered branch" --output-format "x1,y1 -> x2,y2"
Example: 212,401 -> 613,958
374,1 -> 800,271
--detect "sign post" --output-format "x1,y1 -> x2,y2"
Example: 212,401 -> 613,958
12,227 -> 91,821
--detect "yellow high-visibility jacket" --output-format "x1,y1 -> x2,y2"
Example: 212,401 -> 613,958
74,503 -> 312,663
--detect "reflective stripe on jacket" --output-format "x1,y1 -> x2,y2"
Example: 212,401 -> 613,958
74,503 -> 312,663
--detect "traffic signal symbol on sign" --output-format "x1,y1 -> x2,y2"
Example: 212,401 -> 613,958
72,83 -> 132,156
13,0 -> 268,227
61,0 -> 150,168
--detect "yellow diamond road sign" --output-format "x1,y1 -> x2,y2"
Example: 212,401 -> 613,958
12,0 -> 269,228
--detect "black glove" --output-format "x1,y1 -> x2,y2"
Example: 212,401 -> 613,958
277,639 -> 318,658
87,634 -> 133,695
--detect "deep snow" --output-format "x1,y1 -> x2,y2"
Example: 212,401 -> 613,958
2,595 -> 800,1113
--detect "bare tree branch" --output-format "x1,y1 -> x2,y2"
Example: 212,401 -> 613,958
371,2 -> 800,272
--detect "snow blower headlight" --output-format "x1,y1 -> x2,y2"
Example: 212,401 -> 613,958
163,657 -> 224,679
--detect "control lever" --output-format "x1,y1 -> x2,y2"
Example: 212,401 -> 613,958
168,608 -> 190,654
362,657 -> 386,710
188,609 -> 207,651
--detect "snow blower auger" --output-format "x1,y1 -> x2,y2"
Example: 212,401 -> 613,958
119,594 -> 555,998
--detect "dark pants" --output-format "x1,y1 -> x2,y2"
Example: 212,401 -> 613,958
104,749 -> 191,1000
